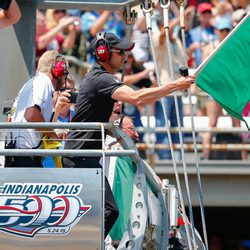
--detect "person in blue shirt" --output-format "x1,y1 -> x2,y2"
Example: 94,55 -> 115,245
42,75 -> 76,168
188,3 -> 217,67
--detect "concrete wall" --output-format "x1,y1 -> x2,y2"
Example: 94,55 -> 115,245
0,0 -> 36,121
156,163 -> 250,207
0,26 -> 29,120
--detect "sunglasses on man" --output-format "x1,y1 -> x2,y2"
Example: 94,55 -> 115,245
111,49 -> 125,56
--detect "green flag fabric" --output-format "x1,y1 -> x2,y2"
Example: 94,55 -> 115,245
109,156 -> 156,241
196,14 -> 250,129
109,156 -> 135,241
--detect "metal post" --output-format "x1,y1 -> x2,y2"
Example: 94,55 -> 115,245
141,1 -> 193,248
176,0 -> 208,247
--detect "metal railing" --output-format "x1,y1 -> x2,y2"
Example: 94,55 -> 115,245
136,143 -> 250,151
0,122 -> 137,158
0,121 -> 172,249
136,126 -> 249,133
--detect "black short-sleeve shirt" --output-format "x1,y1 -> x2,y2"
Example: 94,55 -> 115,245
64,63 -> 122,150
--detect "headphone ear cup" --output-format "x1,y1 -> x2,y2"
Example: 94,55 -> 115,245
94,33 -> 110,62
52,60 -> 67,79
96,44 -> 110,62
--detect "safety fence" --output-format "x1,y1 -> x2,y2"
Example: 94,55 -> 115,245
0,122 -> 137,158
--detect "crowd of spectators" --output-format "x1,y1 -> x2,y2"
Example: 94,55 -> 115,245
6,0 -> 249,161
34,0 -> 249,160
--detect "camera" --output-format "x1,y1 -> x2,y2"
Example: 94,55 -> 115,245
68,92 -> 78,103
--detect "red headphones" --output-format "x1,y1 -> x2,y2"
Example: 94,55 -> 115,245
52,55 -> 68,79
94,33 -> 111,62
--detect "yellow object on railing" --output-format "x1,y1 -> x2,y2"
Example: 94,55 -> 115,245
42,137 -> 62,168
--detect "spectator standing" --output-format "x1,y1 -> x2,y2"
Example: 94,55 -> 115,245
212,0 -> 233,24
188,2 -> 216,68
234,0 -> 250,12
0,0 -> 21,30
44,9 -> 67,51
232,9 -> 247,27
63,32 -> 195,237
124,5 -> 152,135
5,50 -> 70,167
201,18 -> 241,159
60,11 -> 87,60
131,5 -> 150,63
36,10 -> 76,64
45,9 -> 81,55
152,14 -> 185,160
188,3 -> 217,126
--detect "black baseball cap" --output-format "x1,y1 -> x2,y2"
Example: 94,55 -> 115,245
90,32 -> 135,52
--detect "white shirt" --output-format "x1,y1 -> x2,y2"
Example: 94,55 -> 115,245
131,8 -> 150,62
152,29 -> 184,84
8,72 -> 54,148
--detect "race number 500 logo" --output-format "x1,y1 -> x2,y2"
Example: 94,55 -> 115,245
0,183 -> 92,238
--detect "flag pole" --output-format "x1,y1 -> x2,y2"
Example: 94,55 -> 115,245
161,0 -> 196,241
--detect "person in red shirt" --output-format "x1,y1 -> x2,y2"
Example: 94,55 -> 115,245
36,10 -> 76,65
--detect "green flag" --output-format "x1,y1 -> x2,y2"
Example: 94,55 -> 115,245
196,14 -> 250,129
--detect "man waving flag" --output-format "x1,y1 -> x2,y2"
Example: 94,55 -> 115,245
196,14 -> 250,129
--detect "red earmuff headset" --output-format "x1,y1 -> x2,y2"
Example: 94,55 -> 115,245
94,32 -> 111,62
52,55 -> 68,80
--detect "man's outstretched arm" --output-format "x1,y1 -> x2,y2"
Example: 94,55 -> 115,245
112,75 -> 195,107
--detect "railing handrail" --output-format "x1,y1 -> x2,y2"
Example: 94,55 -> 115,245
136,143 -> 250,151
136,126 -> 249,133
0,122 -> 138,158
0,149 -> 136,157
0,122 -> 248,133
0,122 -> 113,129
1,121 -> 248,136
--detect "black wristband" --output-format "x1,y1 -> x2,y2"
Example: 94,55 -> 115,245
0,0 -> 12,11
